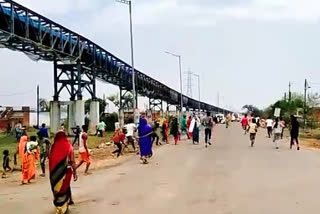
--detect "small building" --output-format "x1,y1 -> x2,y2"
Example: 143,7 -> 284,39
0,106 -> 30,131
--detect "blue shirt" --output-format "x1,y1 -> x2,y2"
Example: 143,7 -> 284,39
39,127 -> 49,138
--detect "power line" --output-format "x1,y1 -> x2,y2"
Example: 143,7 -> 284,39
0,89 -> 34,97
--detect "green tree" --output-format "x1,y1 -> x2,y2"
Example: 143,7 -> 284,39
84,98 -> 107,115
107,93 -> 133,110
242,105 -> 261,116
263,93 -> 305,123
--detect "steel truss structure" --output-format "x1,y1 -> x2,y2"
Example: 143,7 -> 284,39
0,0 -> 231,113
53,61 -> 96,101
149,98 -> 163,111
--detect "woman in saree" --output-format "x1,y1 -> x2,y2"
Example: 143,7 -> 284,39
161,118 -> 169,143
18,131 -> 28,166
189,115 -> 201,144
49,131 -> 78,214
170,117 -> 179,145
138,118 -> 153,164
22,136 -> 40,184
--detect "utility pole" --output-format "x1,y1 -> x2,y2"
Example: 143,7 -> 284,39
304,79 -> 309,128
116,0 -> 136,110
217,92 -> 220,107
288,81 -> 292,102
37,85 -> 39,128
192,73 -> 200,111
284,92 -> 287,101
165,51 -> 183,118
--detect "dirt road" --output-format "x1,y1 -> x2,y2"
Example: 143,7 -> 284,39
1,125 -> 320,214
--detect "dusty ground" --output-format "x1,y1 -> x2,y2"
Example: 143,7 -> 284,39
1,125 -> 320,214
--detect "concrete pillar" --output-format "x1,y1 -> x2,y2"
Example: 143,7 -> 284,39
50,101 -> 60,134
176,109 -> 180,119
89,101 -> 100,133
119,109 -> 124,127
75,100 -> 85,127
146,110 -> 152,124
67,101 -> 76,135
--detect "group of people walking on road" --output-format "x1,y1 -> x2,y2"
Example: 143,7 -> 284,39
240,114 -> 300,150
2,123 -> 92,213
2,111 -> 222,214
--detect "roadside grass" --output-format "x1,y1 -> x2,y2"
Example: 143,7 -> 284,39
87,132 -> 114,149
0,130 -> 115,170
300,129 -> 320,140
0,134 -> 17,167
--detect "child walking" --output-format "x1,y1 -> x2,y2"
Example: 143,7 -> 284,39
2,150 -> 12,178
248,118 -> 258,147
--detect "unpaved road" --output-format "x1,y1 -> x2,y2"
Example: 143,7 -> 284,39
1,125 -> 320,214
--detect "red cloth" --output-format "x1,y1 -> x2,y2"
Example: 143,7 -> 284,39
241,117 -> 249,126
187,118 -> 192,129
79,151 -> 91,164
49,132 -> 72,173
113,133 -> 125,143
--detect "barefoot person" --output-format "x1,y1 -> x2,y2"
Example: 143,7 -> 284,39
266,116 -> 273,138
241,114 -> 249,135
37,131 -> 51,177
248,118 -> 258,147
273,118 -> 285,149
76,125 -> 91,174
203,112 -> 213,148
138,118 -> 153,164
161,118 -> 169,144
124,119 -> 137,151
187,115 -> 193,139
190,115 -> 201,145
112,128 -> 126,158
170,117 -> 179,145
49,131 -> 78,214
22,136 -> 40,184
18,131 -> 28,168
290,115 -> 300,150
2,150 -> 12,178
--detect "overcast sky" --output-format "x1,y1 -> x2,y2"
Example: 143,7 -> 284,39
2,0 -> 320,111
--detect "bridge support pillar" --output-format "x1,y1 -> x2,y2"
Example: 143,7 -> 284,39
67,101 -> 76,135
75,100 -> 85,128
119,109 -> 124,128
50,101 -> 61,134
89,101 -> 100,133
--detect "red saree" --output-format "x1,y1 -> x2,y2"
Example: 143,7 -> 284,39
49,131 -> 73,214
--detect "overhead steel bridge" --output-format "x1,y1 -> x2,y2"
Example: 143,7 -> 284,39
0,0 -> 230,114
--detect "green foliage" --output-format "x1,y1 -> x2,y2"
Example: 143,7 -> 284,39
107,93 -> 120,108
84,98 -> 107,115
101,113 -> 119,131
242,104 -> 261,116
107,93 -> 133,110
263,93 -> 305,123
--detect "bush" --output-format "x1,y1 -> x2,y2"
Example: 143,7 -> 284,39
101,113 -> 119,131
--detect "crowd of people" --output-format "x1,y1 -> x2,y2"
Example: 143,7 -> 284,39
2,111 -> 302,214
241,114 -> 300,150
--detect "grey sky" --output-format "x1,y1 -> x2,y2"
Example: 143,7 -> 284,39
1,0 -> 320,111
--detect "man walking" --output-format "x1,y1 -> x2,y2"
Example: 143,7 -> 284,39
76,125 -> 91,174
180,115 -> 190,139
266,116 -> 273,138
97,120 -> 106,137
124,119 -> 137,151
203,112 -> 213,148
241,114 -> 249,135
